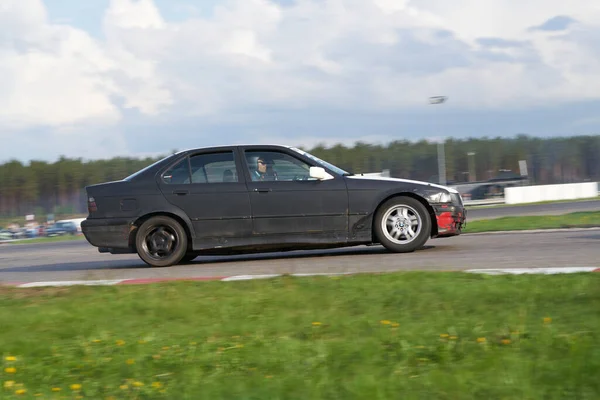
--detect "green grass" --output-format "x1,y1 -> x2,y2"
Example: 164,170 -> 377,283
6,234 -> 86,245
1,272 -> 599,399
463,211 -> 600,233
2,235 -> 86,245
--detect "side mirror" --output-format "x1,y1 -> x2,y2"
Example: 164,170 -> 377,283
309,166 -> 334,181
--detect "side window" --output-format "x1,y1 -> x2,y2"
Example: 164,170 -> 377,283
162,158 -> 190,184
189,151 -> 239,183
245,150 -> 314,182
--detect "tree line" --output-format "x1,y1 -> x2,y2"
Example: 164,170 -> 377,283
1,134 -> 599,218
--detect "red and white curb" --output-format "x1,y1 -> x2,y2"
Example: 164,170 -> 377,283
0,273 -> 353,288
1,268 -> 598,288
464,267 -> 600,275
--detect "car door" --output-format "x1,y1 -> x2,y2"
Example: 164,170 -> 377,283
241,147 -> 349,241
157,148 -> 253,248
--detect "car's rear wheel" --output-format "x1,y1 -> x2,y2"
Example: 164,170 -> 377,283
374,196 -> 431,253
135,216 -> 188,267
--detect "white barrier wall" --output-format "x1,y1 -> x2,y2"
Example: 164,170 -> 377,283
504,182 -> 599,204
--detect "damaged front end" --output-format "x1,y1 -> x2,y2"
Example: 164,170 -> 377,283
424,190 -> 467,238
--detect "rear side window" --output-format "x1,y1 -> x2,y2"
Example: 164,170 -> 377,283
190,152 -> 238,183
162,158 -> 190,184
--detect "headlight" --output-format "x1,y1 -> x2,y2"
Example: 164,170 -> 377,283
427,192 -> 452,203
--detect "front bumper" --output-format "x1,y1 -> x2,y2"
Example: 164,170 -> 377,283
433,204 -> 467,238
81,218 -> 135,251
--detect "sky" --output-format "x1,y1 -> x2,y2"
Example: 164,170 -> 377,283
2,0 -> 600,163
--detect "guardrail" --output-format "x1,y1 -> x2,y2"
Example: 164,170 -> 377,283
462,182 -> 600,206
463,198 -> 506,207
505,182 -> 598,204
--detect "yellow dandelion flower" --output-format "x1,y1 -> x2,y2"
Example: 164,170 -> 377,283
449,336 -> 458,340
4,367 -> 16,374
380,320 -> 391,325
3,381 -> 15,389
116,340 -> 125,346
51,387 -> 61,392
439,334 -> 449,338
161,346 -> 170,351
476,337 -> 486,343
132,381 -> 144,387
126,359 -> 135,365
151,382 -> 162,389
5,356 -> 16,362
501,339 -> 511,345
543,317 -> 552,324
92,339 -> 102,343
391,323 -> 400,328
70,384 -> 82,391
14,389 -> 26,395
119,385 -> 128,390
312,322 -> 322,326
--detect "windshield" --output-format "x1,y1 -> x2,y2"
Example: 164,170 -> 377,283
290,147 -> 351,176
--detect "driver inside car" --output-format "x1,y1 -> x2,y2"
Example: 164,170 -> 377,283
252,156 -> 278,181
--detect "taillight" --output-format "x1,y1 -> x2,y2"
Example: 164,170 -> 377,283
88,197 -> 97,213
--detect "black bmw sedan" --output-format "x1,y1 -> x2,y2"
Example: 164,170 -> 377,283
81,144 -> 466,267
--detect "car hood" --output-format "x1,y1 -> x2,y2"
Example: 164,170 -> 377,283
346,175 -> 459,194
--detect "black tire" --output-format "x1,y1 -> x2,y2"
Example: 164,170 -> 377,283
178,253 -> 198,264
135,216 -> 188,267
373,196 -> 431,253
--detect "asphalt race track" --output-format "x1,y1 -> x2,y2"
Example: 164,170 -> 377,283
466,199 -> 600,220
1,228 -> 599,284
1,199 -> 599,284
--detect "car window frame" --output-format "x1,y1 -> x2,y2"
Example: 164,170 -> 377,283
158,148 -> 246,185
240,147 -> 339,183
188,152 -> 241,184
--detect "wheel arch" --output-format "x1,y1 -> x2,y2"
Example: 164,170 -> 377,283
370,192 -> 438,242
129,212 -> 194,251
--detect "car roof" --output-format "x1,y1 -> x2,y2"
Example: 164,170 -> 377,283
174,144 -> 295,155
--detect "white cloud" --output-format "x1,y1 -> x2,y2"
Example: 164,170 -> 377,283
2,0 -> 600,162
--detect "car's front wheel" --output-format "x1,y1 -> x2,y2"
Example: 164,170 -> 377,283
135,216 -> 188,267
374,196 -> 431,253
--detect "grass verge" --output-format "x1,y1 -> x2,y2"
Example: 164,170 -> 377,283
1,272 -> 599,399
463,211 -> 600,233
1,235 -> 86,245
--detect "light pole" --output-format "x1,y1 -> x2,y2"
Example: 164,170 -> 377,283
429,96 -> 448,186
467,152 -> 476,182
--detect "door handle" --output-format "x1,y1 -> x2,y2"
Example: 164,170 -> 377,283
254,188 -> 271,193
173,190 -> 189,196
